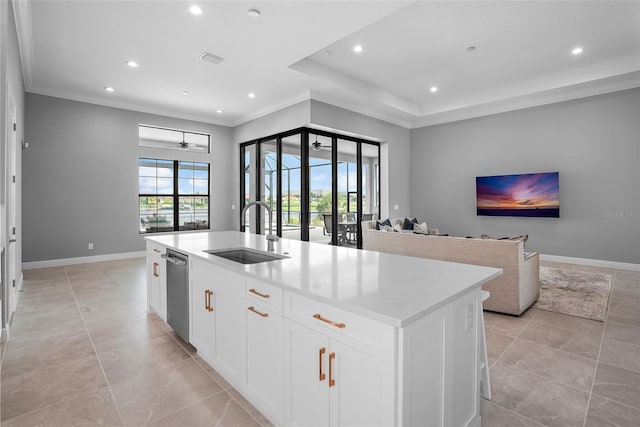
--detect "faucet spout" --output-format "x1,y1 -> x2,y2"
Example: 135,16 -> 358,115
241,200 -> 280,252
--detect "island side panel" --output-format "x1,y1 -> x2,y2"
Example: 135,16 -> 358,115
398,286 -> 482,427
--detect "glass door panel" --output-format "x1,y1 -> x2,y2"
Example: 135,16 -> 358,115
337,139 -> 358,246
261,139 -> 278,235
361,142 -> 380,221
281,134 -> 302,241
308,134 -> 332,244
242,144 -> 257,233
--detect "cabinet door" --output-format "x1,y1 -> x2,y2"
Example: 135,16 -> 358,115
190,276 -> 215,362
147,255 -> 161,314
284,320 -> 330,427
214,289 -> 246,383
245,302 -> 283,425
158,258 -> 167,321
329,340 -> 395,427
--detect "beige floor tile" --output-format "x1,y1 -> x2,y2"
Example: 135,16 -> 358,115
605,320 -> 640,346
518,319 -> 602,359
1,354 -> 107,420
485,329 -> 514,365
592,362 -> 640,410
608,295 -> 640,314
23,267 -> 68,282
480,399 -> 544,426
530,309 -> 604,338
499,340 -> 596,391
2,330 -> 95,380
226,387 -> 275,427
110,358 -> 223,425
100,334 -> 192,385
193,356 -> 233,390
490,362 -> 590,427
607,308 -> 640,327
585,395 -> 640,427
149,392 -> 261,427
483,312 -> 531,338
2,386 -> 123,427
600,339 -> 640,373
90,316 -> 168,354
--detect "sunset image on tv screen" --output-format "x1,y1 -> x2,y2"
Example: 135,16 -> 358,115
476,172 -> 559,218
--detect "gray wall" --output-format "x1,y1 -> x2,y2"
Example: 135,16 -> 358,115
410,89 -> 640,264
24,94 -> 234,262
310,100 -> 412,219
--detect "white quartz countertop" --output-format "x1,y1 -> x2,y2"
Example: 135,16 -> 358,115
146,231 -> 502,327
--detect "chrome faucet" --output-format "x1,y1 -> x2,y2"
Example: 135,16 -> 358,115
241,200 -> 280,252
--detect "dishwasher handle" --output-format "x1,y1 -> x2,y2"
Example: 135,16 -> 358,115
161,253 -> 187,266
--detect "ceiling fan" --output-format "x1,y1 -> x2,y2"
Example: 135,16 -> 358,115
311,135 -> 330,152
177,134 -> 198,150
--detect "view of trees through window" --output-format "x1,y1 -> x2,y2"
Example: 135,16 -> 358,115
139,158 -> 210,233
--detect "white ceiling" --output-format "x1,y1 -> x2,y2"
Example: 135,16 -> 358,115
14,1 -> 640,129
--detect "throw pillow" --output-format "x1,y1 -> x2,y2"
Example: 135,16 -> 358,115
382,225 -> 395,232
376,218 -> 392,230
393,223 -> 403,233
413,222 -> 428,234
403,217 -> 418,230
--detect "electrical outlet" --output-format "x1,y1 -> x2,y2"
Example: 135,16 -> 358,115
88,243 -> 94,250
466,304 -> 474,330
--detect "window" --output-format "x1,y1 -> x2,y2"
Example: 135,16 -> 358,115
138,124 -> 210,153
139,158 -> 210,233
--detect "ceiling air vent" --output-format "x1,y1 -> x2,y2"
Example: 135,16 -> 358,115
199,52 -> 225,65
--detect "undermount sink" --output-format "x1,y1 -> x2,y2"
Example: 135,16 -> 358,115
204,247 -> 289,264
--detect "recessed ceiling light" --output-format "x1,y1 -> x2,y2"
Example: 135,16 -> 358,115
353,45 -> 363,53
430,86 -> 438,93
189,5 -> 202,15
216,109 -> 223,114
181,91 -> 190,95
126,60 -> 138,68
571,46 -> 583,55
248,92 -> 256,98
104,86 -> 114,92
247,9 -> 261,18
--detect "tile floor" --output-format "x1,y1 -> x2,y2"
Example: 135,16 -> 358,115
1,258 -> 638,426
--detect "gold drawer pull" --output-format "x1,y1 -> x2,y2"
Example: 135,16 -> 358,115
329,352 -> 336,387
153,262 -> 159,278
249,288 -> 270,299
153,249 -> 161,253
313,313 -> 345,329
205,290 -> 213,312
319,347 -> 326,381
248,306 -> 269,318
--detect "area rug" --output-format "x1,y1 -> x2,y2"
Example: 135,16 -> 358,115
533,267 -> 612,322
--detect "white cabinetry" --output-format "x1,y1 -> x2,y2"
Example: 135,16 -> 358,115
283,292 -> 395,427
146,242 -> 166,321
190,265 -> 216,362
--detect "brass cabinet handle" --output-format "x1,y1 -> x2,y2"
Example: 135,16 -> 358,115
247,306 -> 268,318
329,352 -> 336,387
207,290 -> 213,312
319,347 -> 326,381
248,288 -> 270,299
313,313 -> 346,329
153,249 -> 161,253
205,290 -> 210,311
153,262 -> 159,278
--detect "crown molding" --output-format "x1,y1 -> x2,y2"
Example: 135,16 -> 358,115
12,0 -> 35,90
27,87 -> 232,127
411,71 -> 640,129
229,91 -> 312,127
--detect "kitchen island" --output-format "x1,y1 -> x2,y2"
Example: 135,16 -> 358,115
146,231 -> 501,427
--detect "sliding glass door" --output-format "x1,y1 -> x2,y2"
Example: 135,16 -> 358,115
240,128 -> 380,249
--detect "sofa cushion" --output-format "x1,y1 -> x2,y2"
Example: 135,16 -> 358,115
403,217 -> 419,230
413,222 -> 428,234
376,218 -> 392,230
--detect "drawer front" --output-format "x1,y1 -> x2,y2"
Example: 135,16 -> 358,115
191,260 -> 245,295
147,241 -> 165,257
245,278 -> 283,313
284,291 -> 395,363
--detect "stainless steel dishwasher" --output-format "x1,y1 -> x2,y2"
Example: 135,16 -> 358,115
162,249 -> 189,342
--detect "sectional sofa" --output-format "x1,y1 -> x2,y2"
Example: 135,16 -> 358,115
362,219 -> 540,315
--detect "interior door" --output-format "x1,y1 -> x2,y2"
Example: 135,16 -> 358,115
6,89 -> 17,318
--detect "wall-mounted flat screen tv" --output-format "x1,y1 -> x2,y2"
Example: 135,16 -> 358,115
476,172 -> 559,218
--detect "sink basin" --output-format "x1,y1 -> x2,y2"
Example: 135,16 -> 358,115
204,247 -> 289,264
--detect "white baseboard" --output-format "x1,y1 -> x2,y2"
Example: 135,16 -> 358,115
541,254 -> 640,272
22,251 -> 146,270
